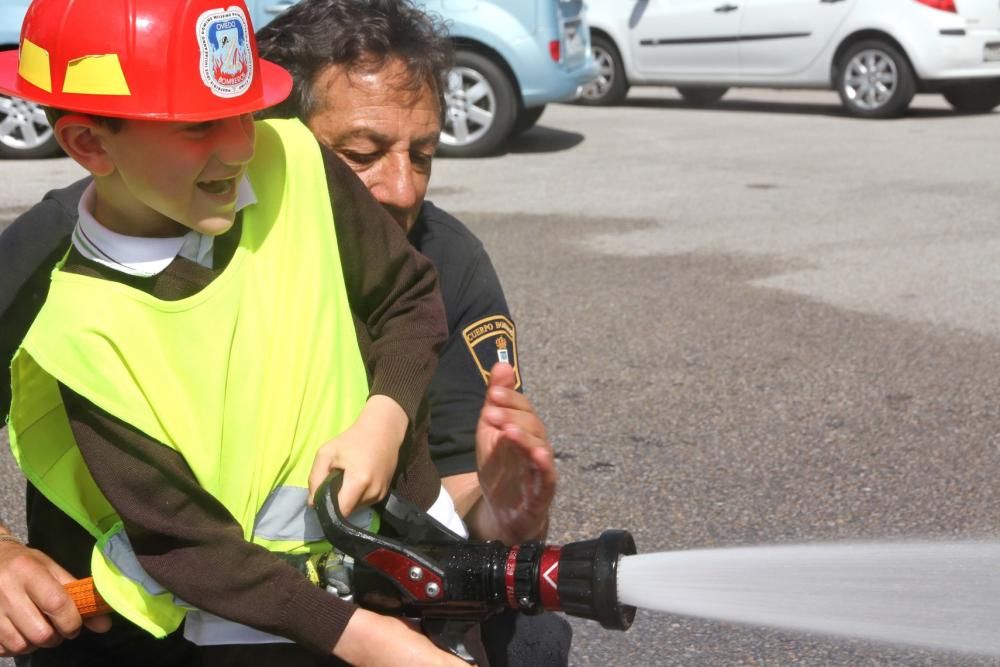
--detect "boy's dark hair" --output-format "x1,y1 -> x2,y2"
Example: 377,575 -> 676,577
44,108 -> 125,132
255,0 -> 453,121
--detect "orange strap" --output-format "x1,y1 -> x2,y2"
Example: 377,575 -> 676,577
64,577 -> 113,618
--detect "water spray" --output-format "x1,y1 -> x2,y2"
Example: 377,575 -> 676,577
315,478 -> 1000,659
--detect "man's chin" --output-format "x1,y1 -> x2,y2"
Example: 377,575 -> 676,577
396,211 -> 419,233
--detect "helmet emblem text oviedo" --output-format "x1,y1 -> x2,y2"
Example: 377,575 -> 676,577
196,7 -> 253,98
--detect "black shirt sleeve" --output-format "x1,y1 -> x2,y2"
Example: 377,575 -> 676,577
409,203 -> 522,477
0,179 -> 88,413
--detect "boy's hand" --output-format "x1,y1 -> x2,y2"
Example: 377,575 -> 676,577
0,539 -> 111,657
308,395 -> 409,516
334,608 -> 469,666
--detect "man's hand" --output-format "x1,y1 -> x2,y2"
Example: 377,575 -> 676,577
468,362 -> 557,545
334,608 -> 468,666
0,538 -> 112,657
308,395 -> 409,516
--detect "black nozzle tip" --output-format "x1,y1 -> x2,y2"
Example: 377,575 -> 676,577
593,530 -> 637,630
557,529 -> 638,631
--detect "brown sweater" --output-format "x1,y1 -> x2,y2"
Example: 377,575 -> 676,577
26,147 -> 446,665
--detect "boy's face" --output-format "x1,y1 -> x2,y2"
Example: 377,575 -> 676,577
93,114 -> 256,238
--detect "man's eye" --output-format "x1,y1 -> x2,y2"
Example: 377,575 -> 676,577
342,151 -> 379,165
412,153 -> 433,170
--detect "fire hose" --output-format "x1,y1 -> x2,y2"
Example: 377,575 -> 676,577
66,472 -> 637,661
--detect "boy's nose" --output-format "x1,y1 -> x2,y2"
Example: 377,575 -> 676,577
216,114 -> 255,166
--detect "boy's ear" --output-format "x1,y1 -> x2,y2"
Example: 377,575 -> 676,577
54,115 -> 116,177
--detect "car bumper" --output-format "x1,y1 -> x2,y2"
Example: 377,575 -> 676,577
521,59 -> 599,106
909,27 -> 1000,80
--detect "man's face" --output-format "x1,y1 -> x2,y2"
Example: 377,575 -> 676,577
306,57 -> 441,232
92,114 -> 256,238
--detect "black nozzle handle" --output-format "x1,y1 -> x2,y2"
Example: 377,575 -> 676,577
313,470 -> 383,558
313,471 -> 447,603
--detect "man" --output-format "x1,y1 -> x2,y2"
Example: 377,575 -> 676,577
0,0 -> 568,664
256,0 -> 552,545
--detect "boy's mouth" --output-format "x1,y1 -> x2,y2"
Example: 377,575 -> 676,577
197,178 -> 237,197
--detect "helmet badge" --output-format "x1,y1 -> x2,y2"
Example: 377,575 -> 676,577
196,7 -> 253,99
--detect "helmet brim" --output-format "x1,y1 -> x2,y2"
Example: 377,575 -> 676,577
0,50 -> 293,122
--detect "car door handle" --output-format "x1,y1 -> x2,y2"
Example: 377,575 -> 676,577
714,3 -> 739,12
265,2 -> 295,13
819,0 -> 846,3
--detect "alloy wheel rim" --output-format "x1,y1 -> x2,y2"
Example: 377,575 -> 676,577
582,45 -> 615,100
441,66 -> 496,147
0,96 -> 54,151
843,50 -> 898,111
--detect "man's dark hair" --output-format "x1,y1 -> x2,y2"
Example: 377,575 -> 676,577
255,0 -> 453,121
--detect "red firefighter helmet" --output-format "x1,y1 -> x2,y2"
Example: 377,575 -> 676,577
0,0 -> 292,121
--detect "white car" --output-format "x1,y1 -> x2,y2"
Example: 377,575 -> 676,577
582,0 -> 1000,117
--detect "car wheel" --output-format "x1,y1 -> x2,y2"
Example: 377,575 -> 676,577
513,105 -> 546,135
438,51 -> 517,158
676,86 -> 729,106
836,40 -> 915,119
0,95 -> 62,159
579,35 -> 629,106
942,80 -> 1000,114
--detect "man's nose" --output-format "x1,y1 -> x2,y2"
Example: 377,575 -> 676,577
216,114 -> 255,166
375,154 -> 418,211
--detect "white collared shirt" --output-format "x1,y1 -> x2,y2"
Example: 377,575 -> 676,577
71,178 -> 256,277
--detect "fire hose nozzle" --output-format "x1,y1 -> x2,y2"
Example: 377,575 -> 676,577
529,530 -> 637,630
314,472 -> 638,631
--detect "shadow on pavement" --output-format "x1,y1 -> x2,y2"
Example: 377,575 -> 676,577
506,125 -> 585,154
622,95 -> 961,120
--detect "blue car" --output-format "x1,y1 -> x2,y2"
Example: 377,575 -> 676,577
249,0 -> 597,157
1,0 -> 59,158
0,0 -> 596,159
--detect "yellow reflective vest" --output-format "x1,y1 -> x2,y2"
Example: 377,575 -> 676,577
7,119 -> 369,637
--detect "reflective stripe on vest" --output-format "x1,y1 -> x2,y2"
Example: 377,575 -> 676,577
252,485 -> 378,544
183,610 -> 294,646
9,118 -> 371,638
102,529 -> 169,597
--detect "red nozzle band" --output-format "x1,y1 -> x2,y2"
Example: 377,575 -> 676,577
504,545 -> 521,608
539,546 -> 563,611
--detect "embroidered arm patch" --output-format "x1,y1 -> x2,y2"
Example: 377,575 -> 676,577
462,315 -> 521,389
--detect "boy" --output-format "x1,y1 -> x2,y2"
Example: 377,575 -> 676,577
1,0 -> 468,664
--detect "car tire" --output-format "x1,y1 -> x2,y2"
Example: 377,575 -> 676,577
942,80 -> 1000,114
578,35 -> 629,106
513,105 -> 546,135
676,86 -> 729,106
836,40 -> 915,119
0,95 -> 62,159
438,50 -> 518,158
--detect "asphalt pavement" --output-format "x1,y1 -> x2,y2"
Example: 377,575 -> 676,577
1,88 -> 999,665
